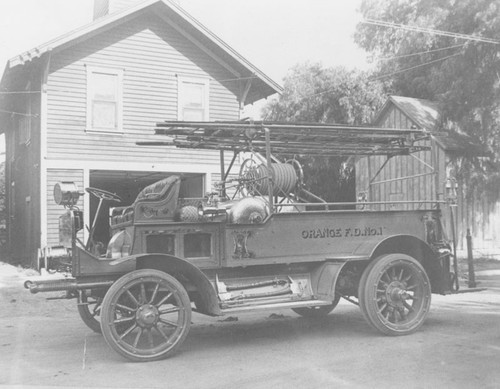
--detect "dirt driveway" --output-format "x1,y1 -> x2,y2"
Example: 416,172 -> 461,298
1,261 -> 500,389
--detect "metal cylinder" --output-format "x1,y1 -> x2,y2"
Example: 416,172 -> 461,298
229,197 -> 268,224
53,182 -> 81,206
26,279 -> 114,294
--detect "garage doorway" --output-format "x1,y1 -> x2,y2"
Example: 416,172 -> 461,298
88,170 -> 204,248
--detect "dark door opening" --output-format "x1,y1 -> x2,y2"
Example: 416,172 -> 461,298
88,170 -> 204,248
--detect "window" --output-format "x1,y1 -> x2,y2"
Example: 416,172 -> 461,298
184,233 -> 211,258
86,66 -> 123,132
177,76 -> 209,121
146,234 -> 175,255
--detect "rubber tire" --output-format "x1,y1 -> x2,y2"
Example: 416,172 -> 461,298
100,269 -> 192,362
77,293 -> 102,334
292,294 -> 341,317
358,253 -> 431,336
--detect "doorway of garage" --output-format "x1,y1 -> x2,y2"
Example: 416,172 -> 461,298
88,170 -> 205,250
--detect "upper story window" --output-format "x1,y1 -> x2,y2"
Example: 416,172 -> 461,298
86,66 -> 123,132
177,76 -> 209,121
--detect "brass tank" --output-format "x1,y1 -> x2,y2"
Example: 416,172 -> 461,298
228,197 -> 268,224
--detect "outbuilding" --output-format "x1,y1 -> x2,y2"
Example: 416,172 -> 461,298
356,95 -> 499,256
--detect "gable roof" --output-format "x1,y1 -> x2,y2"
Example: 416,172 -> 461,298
0,0 -> 282,105
374,95 -> 441,131
375,95 -> 482,154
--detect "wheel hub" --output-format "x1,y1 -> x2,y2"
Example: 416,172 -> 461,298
386,281 -> 407,305
136,304 -> 159,328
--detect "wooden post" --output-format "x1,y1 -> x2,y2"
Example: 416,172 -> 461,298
264,128 -> 274,213
219,150 -> 226,198
466,228 -> 476,288
450,206 -> 459,291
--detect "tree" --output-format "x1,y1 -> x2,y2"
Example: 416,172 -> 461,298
355,0 -> 500,197
262,63 -> 388,202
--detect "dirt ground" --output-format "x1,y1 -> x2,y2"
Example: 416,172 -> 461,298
1,259 -> 500,389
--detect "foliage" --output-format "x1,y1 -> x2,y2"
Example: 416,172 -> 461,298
355,0 -> 500,197
262,63 -> 388,202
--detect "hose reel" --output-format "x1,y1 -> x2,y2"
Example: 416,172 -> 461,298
239,159 -> 303,197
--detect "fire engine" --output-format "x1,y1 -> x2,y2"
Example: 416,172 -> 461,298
25,120 -> 456,362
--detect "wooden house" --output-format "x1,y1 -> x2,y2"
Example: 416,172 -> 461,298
0,0 -> 281,265
356,95 -> 500,257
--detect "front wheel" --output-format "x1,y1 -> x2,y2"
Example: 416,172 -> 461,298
77,291 -> 102,333
358,254 -> 431,336
100,269 -> 192,362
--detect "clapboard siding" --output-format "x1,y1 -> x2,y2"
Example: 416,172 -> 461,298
47,169 -> 84,246
46,13 -> 239,166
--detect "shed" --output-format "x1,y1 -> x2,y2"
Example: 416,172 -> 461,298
356,95 -> 499,256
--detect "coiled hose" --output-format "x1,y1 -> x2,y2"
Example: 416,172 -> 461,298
244,163 -> 298,196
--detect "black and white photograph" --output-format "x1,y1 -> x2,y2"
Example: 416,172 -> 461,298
0,1 -> 499,388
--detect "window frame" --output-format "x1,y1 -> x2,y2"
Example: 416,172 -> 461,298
86,65 -> 124,133
145,233 -> 176,255
183,232 -> 213,259
177,75 -> 210,121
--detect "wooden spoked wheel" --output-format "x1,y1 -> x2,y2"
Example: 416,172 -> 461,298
358,254 -> 431,335
100,269 -> 192,362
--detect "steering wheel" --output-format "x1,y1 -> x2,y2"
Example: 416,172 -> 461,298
85,187 -> 122,203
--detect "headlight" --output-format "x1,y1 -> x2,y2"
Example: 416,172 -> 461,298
54,182 -> 81,207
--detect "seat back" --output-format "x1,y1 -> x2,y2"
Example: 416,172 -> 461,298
110,176 -> 181,227
133,176 -> 181,222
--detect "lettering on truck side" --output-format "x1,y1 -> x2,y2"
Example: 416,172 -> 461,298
301,226 -> 385,239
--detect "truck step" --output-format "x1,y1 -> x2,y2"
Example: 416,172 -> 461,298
221,299 -> 332,314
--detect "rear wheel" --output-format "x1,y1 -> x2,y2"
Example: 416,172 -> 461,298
100,269 -> 192,362
358,254 -> 431,336
292,294 -> 341,317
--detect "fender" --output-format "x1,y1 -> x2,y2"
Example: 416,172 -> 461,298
364,234 -> 447,294
110,254 -> 221,316
310,261 -> 349,301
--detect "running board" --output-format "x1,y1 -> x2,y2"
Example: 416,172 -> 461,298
222,299 -> 332,314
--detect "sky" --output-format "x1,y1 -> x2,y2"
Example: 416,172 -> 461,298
0,0 -> 371,153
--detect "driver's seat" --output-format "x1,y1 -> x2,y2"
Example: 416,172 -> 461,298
110,176 -> 181,227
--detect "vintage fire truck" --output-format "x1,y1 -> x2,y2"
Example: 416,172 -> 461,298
25,120 -> 456,362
